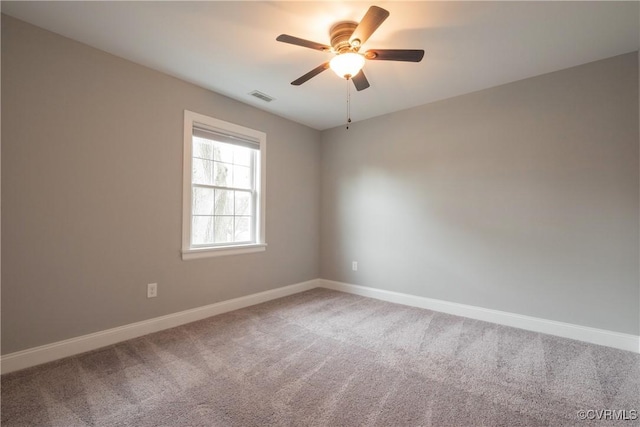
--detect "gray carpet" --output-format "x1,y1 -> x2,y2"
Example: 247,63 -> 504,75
2,288 -> 639,426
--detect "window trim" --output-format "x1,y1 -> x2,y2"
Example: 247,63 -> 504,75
182,110 -> 266,260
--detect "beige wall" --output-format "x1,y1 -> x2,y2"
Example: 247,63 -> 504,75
320,52 -> 640,335
1,15 -> 321,354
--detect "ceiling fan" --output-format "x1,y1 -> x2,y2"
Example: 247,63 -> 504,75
276,5 -> 424,91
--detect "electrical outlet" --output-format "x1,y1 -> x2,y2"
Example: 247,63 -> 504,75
352,261 -> 358,271
147,283 -> 158,298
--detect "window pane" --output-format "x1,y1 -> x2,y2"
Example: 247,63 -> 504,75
234,146 -> 252,166
235,191 -> 251,216
213,162 -> 232,187
214,216 -> 233,243
215,189 -> 234,215
214,142 -> 234,163
193,137 -> 214,160
235,217 -> 251,241
193,158 -> 213,185
186,112 -> 264,254
192,216 -> 214,245
192,187 -> 214,215
233,165 -> 251,189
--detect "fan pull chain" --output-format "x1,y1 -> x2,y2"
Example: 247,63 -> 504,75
346,78 -> 352,130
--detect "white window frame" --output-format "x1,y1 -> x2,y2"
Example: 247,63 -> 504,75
182,110 -> 266,260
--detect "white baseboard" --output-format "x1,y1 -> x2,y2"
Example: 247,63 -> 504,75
1,279 -> 319,374
3,277 -> 637,374
319,279 -> 640,354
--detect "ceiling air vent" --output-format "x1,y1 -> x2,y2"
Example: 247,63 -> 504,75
249,90 -> 275,103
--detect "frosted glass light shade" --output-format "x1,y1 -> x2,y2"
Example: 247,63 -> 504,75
329,53 -> 365,79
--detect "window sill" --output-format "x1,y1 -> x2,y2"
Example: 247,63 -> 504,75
182,243 -> 267,260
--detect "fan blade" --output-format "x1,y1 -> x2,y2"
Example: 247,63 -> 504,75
352,70 -> 370,91
364,49 -> 425,62
349,6 -> 390,47
276,34 -> 331,52
291,62 -> 330,86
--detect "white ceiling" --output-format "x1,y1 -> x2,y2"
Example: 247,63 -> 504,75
3,1 -> 639,130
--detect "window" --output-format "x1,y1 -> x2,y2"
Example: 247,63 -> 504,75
182,110 -> 266,259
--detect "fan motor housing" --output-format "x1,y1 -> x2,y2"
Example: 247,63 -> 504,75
330,21 -> 358,53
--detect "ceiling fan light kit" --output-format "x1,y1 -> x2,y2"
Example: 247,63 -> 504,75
329,53 -> 365,79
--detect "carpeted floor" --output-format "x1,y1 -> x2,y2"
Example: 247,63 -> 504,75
2,288 -> 639,426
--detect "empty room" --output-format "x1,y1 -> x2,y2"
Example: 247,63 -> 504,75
1,1 -> 639,426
